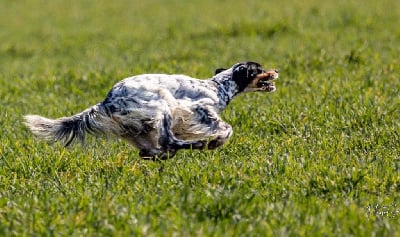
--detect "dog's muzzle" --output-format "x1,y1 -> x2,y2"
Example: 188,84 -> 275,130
256,69 -> 279,92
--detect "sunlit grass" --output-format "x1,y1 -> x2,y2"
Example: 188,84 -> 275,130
1,0 -> 399,236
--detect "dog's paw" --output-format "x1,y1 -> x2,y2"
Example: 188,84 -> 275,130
192,140 -> 207,150
207,139 -> 225,150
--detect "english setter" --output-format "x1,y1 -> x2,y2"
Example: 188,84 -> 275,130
24,62 -> 279,159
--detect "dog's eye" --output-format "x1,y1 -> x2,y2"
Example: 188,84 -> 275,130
248,68 -> 262,78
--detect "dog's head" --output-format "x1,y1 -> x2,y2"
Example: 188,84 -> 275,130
215,62 -> 278,92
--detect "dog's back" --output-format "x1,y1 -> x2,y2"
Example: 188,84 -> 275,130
24,62 -> 279,159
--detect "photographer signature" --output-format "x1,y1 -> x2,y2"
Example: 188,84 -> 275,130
366,203 -> 399,218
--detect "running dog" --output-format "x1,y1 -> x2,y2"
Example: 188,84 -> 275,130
24,62 -> 279,159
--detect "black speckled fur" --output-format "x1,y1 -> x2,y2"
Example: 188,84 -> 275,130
24,62 -> 278,159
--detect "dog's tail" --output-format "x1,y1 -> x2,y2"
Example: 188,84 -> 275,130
24,104 -> 108,146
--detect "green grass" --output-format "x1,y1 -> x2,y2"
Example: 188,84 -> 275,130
1,0 -> 399,236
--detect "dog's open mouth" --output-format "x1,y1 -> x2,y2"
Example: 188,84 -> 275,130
256,70 -> 279,92
258,80 -> 276,92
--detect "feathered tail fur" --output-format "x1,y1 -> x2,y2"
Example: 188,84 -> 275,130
24,105 -> 106,146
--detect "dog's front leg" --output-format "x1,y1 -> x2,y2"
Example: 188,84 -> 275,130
178,105 -> 233,150
159,114 -> 206,152
207,121 -> 233,150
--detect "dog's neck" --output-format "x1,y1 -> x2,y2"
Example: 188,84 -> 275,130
210,70 -> 241,109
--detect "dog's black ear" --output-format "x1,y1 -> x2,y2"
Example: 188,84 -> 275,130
215,68 -> 227,75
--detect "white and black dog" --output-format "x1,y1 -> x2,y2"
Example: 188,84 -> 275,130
24,62 -> 278,159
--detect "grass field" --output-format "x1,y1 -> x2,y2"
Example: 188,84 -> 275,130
1,0 -> 399,236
